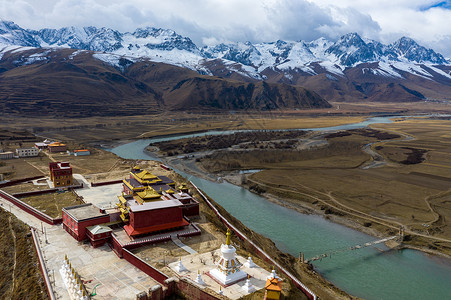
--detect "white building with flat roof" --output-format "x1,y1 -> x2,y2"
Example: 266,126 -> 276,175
16,147 -> 39,157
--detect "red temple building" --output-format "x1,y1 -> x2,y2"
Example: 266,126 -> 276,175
117,167 -> 199,237
49,161 -> 73,187
62,203 -> 110,242
48,142 -> 67,153
123,199 -> 189,237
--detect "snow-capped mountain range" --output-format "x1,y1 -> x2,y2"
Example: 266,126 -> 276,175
2,19 -> 451,112
0,19 -> 449,81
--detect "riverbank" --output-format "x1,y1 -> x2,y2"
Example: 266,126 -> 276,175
111,122 -> 451,299
160,148 -> 451,262
223,168 -> 451,260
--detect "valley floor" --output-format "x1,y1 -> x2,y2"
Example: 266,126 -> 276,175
1,103 -> 451,299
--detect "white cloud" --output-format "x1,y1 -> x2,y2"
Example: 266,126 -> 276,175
0,0 -> 450,56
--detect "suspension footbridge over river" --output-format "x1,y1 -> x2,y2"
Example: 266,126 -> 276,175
303,235 -> 401,263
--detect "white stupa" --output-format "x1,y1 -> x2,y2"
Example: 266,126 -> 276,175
267,267 -> 281,280
243,255 -> 256,268
175,257 -> 187,272
209,228 -> 247,286
242,275 -> 256,293
195,270 -> 206,285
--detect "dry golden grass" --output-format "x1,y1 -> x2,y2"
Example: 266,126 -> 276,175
233,115 -> 365,130
237,118 -> 451,247
20,191 -> 81,218
139,115 -> 366,138
2,182 -> 50,194
1,112 -> 365,143
0,155 -> 50,180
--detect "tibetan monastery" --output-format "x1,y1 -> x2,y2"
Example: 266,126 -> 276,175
117,167 -> 199,237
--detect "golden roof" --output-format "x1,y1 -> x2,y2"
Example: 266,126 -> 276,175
49,142 -> 66,147
265,278 -> 282,291
135,170 -> 158,181
136,187 -> 161,201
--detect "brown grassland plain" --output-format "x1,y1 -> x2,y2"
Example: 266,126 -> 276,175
1,110 -> 449,299
198,118 -> 451,255
1,111 -> 365,143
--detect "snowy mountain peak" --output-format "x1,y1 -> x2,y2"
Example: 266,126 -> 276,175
0,20 -> 20,32
339,32 -> 366,46
275,40 -> 288,47
0,20 -> 40,47
130,27 -> 198,52
132,27 -> 176,39
34,26 -> 123,52
0,20 -> 449,81
325,33 -> 382,66
389,36 -> 446,64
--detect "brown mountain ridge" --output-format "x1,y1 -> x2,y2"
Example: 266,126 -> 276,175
0,48 -> 330,117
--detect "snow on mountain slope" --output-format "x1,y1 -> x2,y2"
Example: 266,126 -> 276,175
0,20 -> 449,82
0,20 -> 40,47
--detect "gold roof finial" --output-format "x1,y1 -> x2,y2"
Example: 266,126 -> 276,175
226,228 -> 232,246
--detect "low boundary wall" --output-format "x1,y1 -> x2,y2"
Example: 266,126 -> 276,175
191,181 -> 317,300
123,248 -> 169,285
0,175 -> 45,188
0,190 -> 62,225
175,279 -> 220,300
112,223 -> 201,254
31,227 -> 56,300
91,179 -> 123,187
12,184 -> 83,198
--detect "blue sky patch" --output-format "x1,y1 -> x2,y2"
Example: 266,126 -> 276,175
421,1 -> 451,11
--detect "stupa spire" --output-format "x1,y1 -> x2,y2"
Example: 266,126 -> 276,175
226,228 -> 232,246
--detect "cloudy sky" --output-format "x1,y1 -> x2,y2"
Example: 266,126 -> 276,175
2,0 -> 451,56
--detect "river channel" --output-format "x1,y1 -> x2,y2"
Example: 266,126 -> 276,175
110,116 -> 451,300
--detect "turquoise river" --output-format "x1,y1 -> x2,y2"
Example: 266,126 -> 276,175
110,116 -> 451,300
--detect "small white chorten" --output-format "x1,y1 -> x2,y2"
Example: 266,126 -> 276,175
209,228 -> 247,286
175,257 -> 187,272
242,275 -> 256,293
243,255 -> 256,268
195,270 -> 206,285
267,267 -> 281,280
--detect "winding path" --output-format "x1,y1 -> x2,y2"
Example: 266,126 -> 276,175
361,126 -> 445,231
360,126 -> 415,169
247,177 -> 451,244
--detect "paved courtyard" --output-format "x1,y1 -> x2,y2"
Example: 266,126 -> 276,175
168,250 -> 272,299
74,179 -> 123,210
0,192 -> 158,300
